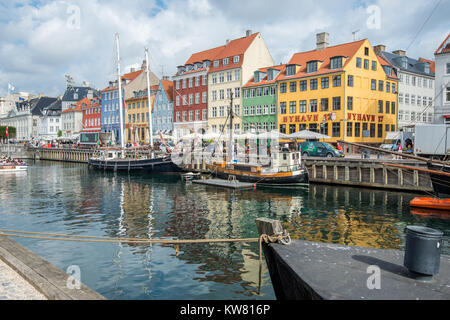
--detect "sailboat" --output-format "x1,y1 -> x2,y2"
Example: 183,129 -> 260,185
88,33 -> 181,173
201,93 -> 309,186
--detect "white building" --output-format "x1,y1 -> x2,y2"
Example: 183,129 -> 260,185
375,46 -> 435,129
0,97 -> 57,140
40,98 -> 62,140
0,92 -> 34,119
61,102 -> 83,138
433,34 -> 450,124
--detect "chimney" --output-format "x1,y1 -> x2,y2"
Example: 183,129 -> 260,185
141,60 -> 147,70
162,76 -> 169,81
316,32 -> 329,50
226,39 -> 230,45
373,44 -> 386,56
393,50 -> 406,56
246,30 -> 252,37
130,67 -> 136,73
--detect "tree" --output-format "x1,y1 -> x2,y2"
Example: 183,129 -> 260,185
57,129 -> 62,137
0,126 -> 16,139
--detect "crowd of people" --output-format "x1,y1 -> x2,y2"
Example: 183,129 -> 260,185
0,155 -> 26,166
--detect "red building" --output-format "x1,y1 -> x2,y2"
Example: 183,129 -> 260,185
172,46 -> 224,139
80,97 -> 101,133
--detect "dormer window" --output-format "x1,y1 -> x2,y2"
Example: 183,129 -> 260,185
223,58 -> 229,66
306,61 -> 318,73
286,65 -> 297,76
383,66 -> 392,76
213,60 -> 219,68
233,55 -> 240,64
267,70 -> 273,81
254,72 -> 260,83
330,57 -> 343,69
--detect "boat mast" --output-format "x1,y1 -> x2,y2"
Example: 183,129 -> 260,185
115,33 -> 125,156
145,48 -> 154,148
228,92 -> 234,163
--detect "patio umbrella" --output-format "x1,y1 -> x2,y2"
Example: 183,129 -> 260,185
257,130 -> 289,139
287,130 -> 330,140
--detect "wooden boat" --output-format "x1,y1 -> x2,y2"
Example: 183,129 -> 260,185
207,150 -> 309,186
181,172 -> 201,182
410,197 -> 450,211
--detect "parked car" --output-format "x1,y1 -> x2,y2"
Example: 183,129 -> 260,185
299,141 -> 344,158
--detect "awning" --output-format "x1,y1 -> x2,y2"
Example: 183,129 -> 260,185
385,131 -> 402,140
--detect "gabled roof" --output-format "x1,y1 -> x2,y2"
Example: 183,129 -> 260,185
278,39 -> 366,80
381,51 -> 435,77
435,34 -> 450,55
122,69 -> 143,81
160,80 -> 173,102
376,56 -> 399,80
185,46 -> 226,65
62,86 -> 100,102
243,64 -> 286,88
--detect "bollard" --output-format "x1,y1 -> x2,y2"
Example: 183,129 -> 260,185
403,226 -> 443,277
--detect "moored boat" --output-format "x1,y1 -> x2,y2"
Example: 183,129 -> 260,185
410,197 -> 450,211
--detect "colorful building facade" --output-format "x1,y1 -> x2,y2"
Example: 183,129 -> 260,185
207,31 -> 274,135
153,79 -> 174,135
276,34 -> 398,145
242,65 -> 284,133
124,89 -> 156,144
81,97 -> 101,133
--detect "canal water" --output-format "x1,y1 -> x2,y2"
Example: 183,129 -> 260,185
0,161 -> 449,300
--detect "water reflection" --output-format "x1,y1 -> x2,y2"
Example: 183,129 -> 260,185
0,161 -> 449,300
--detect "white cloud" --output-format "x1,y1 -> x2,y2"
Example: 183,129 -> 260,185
0,0 -> 448,96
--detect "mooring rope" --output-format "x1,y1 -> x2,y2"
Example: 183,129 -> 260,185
0,228 -> 289,295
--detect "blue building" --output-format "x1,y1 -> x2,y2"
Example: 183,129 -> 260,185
152,79 -> 174,135
100,70 -> 143,144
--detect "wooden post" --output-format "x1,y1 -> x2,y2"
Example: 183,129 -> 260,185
255,218 -> 284,237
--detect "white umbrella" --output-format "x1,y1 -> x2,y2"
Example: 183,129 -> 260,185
287,130 -> 330,140
234,132 -> 258,139
257,130 -> 289,139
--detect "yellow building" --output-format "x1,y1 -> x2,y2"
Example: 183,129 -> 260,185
276,33 -> 398,145
124,89 -> 156,144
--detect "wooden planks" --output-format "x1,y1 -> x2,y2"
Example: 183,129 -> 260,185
0,235 -> 106,300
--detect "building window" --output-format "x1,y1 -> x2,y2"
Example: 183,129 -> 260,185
370,123 -> 375,138
391,102 -> 395,114
309,99 -> 318,112
289,124 -> 296,134
371,79 -> 376,90
202,92 -> 207,103
202,75 -> 207,85
306,61 -> 317,73
256,105 -> 262,115
386,82 -> 390,93
348,75 -> 354,87
355,122 -> 361,137
286,64 -> 297,75
347,122 -> 353,137
279,124 -> 286,134
299,100 -> 307,113
309,124 -> 318,132
270,104 -> 276,114
356,57 -> 362,68
233,55 -> 240,64
300,80 -> 307,91
385,101 -> 390,114
321,77 -> 329,89
219,73 -> 224,83
371,61 -> 377,71
332,122 -> 340,137
364,59 -> 369,69
446,87 -> 450,103
290,81 -> 297,92
227,71 -> 232,82
332,75 -> 341,87
347,96 -> 353,110
320,122 -> 328,136
213,60 -> 219,68
332,97 -> 341,110
378,80 -> 383,92
378,124 -> 383,138
280,102 -> 287,114
364,47 -> 369,56
289,101 -> 297,114
235,70 -> 240,81
310,79 -> 318,90
378,100 -> 383,113
235,87 -> 240,98
330,57 -> 342,69
212,74 -> 217,84
280,83 -> 287,93
223,58 -> 229,66
321,98 -> 329,111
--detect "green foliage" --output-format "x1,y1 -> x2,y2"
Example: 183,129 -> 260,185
0,126 -> 16,139
57,129 -> 62,137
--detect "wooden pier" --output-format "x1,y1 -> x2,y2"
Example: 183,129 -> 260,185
0,235 -> 106,300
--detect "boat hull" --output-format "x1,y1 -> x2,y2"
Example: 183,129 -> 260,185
0,165 -> 28,172
410,197 -> 450,211
214,168 -> 309,186
427,163 -> 450,198
88,156 -> 182,173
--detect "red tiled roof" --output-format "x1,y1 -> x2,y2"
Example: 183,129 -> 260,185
278,39 -> 366,80
435,34 -> 450,55
160,80 -> 173,102
419,57 -> 436,73
185,46 -> 226,65
243,64 -> 286,88
122,69 -> 143,81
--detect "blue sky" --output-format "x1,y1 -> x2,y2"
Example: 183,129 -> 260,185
0,0 -> 448,96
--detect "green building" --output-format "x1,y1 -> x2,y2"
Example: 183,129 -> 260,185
241,65 -> 284,133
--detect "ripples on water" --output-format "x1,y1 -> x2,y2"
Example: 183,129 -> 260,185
0,161 -> 449,300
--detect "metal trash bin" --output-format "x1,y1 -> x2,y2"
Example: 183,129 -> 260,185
403,226 -> 443,276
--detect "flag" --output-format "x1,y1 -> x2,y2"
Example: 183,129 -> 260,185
19,97 -> 25,101
8,83 -> 15,92
5,126 -> 8,137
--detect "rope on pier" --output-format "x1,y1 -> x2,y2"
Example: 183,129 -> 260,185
0,228 -> 290,295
